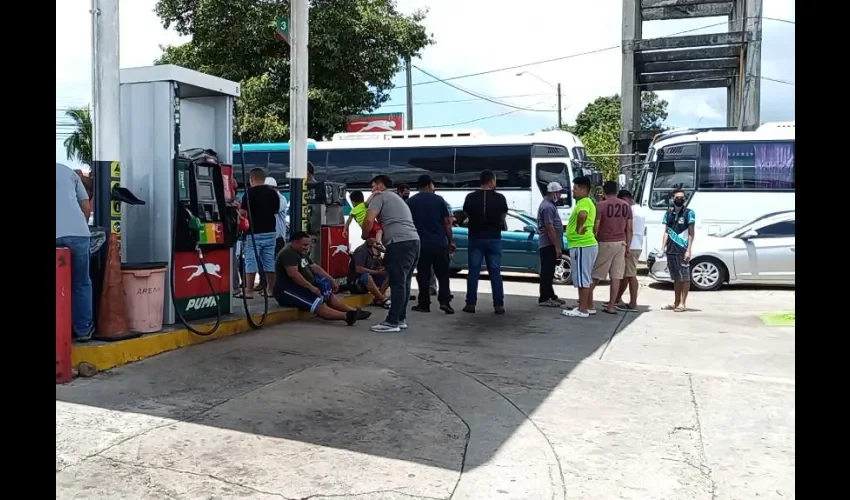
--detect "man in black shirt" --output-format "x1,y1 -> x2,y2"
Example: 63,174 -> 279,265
275,232 -> 370,325
408,175 -> 455,314
236,168 -> 280,299
461,170 -> 508,314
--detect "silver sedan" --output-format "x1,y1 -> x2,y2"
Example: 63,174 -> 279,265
646,211 -> 795,291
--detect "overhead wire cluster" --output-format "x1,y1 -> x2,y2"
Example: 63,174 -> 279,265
400,15 -> 795,127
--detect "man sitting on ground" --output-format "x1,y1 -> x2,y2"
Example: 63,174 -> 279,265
348,239 -> 390,307
274,232 -> 371,325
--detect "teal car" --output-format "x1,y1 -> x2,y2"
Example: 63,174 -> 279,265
450,208 -> 572,285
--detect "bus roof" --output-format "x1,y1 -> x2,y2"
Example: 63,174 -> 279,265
232,141 -> 317,152
231,129 -> 584,153
652,124 -> 794,149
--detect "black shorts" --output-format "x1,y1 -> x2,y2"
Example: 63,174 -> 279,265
667,253 -> 691,282
274,276 -> 333,313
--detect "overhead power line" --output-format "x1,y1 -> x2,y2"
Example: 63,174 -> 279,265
425,102 -> 548,128
380,92 -> 551,108
399,16 -> 795,90
413,65 -> 554,113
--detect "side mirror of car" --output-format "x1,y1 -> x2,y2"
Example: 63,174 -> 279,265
523,225 -> 536,233
741,229 -> 758,239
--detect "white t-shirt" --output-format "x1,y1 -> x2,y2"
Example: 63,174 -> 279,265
630,203 -> 646,251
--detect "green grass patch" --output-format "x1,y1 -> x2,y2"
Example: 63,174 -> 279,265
758,311 -> 795,327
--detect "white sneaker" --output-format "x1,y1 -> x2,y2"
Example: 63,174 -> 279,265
371,322 -> 402,333
587,309 -> 598,315
562,308 -> 590,318
399,321 -> 408,330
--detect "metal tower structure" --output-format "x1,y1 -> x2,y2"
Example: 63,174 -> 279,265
620,0 -> 763,157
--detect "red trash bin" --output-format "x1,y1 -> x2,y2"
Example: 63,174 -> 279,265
56,248 -> 72,384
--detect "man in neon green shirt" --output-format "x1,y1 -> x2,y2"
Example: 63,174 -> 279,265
563,176 -> 598,318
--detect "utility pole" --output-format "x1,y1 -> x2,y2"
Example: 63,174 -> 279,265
405,56 -> 413,130
91,0 -> 121,240
556,83 -> 563,129
289,0 -> 310,235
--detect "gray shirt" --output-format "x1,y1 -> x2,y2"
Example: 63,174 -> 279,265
56,163 -> 91,239
537,198 -> 563,249
367,190 -> 419,246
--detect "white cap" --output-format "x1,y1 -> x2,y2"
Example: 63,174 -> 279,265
264,177 -> 278,187
547,181 -> 565,193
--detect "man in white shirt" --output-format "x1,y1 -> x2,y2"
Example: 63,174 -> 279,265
264,177 -> 289,253
610,189 -> 646,311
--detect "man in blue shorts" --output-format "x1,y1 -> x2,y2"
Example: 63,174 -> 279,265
348,240 -> 389,306
274,232 -> 371,325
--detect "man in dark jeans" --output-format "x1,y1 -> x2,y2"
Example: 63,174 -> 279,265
537,182 -> 567,307
462,170 -> 508,314
362,175 -> 420,333
408,175 -> 455,314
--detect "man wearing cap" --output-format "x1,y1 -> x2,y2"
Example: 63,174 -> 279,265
408,175 -> 455,314
537,182 -> 567,307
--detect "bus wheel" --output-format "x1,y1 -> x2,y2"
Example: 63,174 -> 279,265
690,258 -> 726,291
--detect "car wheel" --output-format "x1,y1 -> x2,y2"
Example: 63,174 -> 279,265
553,256 -> 572,285
690,257 -> 726,291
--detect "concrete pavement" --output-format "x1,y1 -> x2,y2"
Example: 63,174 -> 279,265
56,276 -> 795,500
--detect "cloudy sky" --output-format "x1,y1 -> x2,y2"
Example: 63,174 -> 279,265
56,0 -> 795,169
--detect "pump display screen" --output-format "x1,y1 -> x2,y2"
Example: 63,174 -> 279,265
197,166 -> 210,177
197,183 -> 214,200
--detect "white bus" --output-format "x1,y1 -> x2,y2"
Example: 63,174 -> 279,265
634,122 -> 795,258
234,128 -> 600,248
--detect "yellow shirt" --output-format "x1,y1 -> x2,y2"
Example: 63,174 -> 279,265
566,197 -> 597,248
351,202 -> 367,225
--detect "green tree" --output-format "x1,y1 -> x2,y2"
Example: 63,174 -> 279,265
570,92 -> 668,137
154,0 -> 433,142
62,106 -> 93,166
580,121 -> 620,181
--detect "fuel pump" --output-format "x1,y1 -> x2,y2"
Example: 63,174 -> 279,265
306,181 -> 349,288
170,148 -> 238,336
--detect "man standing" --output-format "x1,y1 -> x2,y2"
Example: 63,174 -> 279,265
660,189 -> 695,312
462,170 -> 508,314
537,182 -> 566,307
274,232 -> 369,325
408,175 -> 455,314
610,189 -> 646,311
56,163 -> 95,341
362,175 -> 420,332
562,176 -> 598,318
591,181 -> 633,315
264,177 -> 289,254
236,168 -> 280,299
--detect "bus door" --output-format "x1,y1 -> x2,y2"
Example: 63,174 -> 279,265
533,157 -> 572,221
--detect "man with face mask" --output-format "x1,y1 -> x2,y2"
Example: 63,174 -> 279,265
273,231 -> 370,325
536,182 -> 567,307
396,184 -> 411,202
659,189 -> 695,312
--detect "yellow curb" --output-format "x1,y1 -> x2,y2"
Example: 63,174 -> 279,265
71,294 -> 374,372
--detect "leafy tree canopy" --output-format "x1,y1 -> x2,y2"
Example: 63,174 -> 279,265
545,92 -> 669,179
63,106 -> 93,166
569,92 -> 668,137
154,0 -> 433,141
